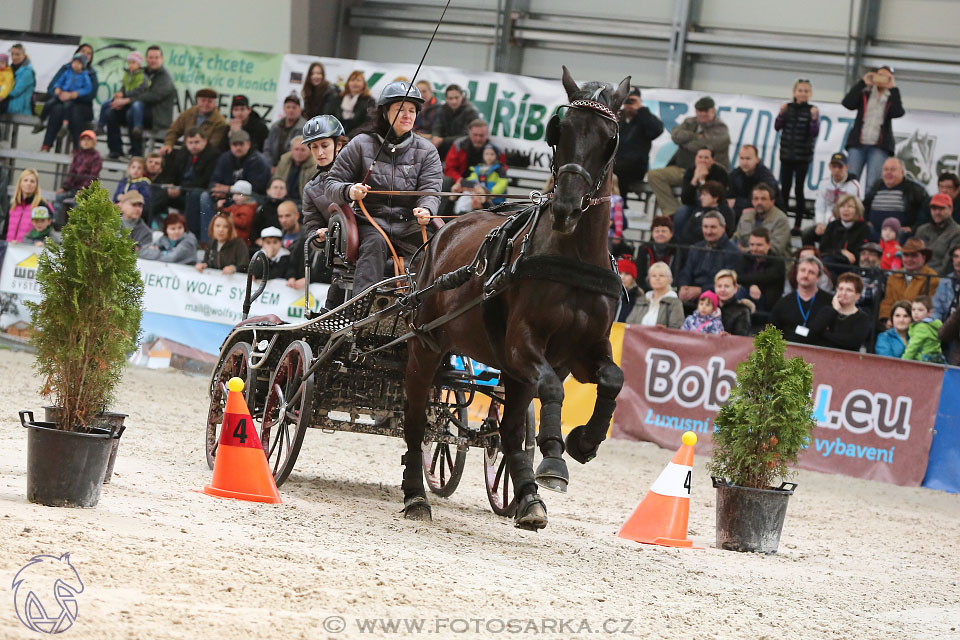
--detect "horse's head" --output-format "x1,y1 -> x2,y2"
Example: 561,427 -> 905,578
548,66 -> 630,235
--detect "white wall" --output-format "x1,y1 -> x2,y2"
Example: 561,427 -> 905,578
4,0 -> 35,31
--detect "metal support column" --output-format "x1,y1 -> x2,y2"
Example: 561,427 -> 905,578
846,0 -> 880,89
30,0 -> 56,33
493,0 -> 527,75
290,0 -> 359,59
664,0 -> 692,89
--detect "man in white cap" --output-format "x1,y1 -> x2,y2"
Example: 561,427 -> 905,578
118,190 -> 152,249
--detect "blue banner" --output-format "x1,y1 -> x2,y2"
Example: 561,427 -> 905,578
922,367 -> 960,493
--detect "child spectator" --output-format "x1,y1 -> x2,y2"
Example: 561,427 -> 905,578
879,217 -> 903,271
40,53 -> 93,152
139,212 -> 197,264
219,180 -> 257,247
250,227 -> 291,280
114,156 -> 153,214
0,54 -> 13,103
775,79 -> 820,232
196,213 -> 249,275
902,295 -> 944,363
20,207 -> 61,247
454,143 -> 509,214
97,51 -> 146,136
54,129 -> 102,225
5,169 -> 52,243
681,290 -> 725,334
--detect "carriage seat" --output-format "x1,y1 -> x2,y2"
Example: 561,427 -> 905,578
231,314 -> 284,330
326,203 -> 443,268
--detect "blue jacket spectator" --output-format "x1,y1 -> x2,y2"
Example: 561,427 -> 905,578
47,46 -> 99,111
2,45 -> 35,115
210,146 -> 271,195
676,212 -> 741,291
874,328 -> 908,358
52,65 -> 92,98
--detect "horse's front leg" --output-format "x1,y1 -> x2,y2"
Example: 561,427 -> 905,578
533,366 -> 570,493
401,342 -> 444,521
565,347 -> 624,465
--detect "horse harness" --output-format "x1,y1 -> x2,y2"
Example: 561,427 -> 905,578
546,98 -> 621,211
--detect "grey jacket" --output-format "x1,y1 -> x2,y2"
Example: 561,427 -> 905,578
129,66 -> 176,130
323,132 -> 442,236
124,219 -> 153,249
140,231 -> 198,264
624,291 -> 685,328
915,218 -> 960,276
669,116 -> 731,170
302,166 -> 336,235
264,116 -> 307,166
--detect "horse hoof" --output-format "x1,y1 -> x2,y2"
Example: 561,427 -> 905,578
564,426 -> 599,465
403,496 -> 432,521
514,493 -> 548,531
536,456 -> 569,493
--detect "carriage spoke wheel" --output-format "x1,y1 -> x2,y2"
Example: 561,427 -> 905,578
260,340 -> 314,487
206,341 -> 254,470
483,400 -> 536,517
421,387 -> 468,498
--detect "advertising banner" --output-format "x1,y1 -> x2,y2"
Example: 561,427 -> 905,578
612,326 -> 942,487
923,367 -> 960,493
84,36 -> 283,122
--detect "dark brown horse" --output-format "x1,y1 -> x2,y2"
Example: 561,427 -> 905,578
401,67 -> 630,529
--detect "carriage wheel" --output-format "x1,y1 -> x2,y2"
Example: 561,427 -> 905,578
260,340 -> 314,487
421,387 -> 468,497
206,341 -> 255,470
483,400 -> 537,517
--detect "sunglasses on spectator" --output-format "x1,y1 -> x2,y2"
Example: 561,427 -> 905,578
796,78 -> 811,83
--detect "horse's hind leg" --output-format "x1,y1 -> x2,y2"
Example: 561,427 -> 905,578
534,367 -> 569,493
566,351 -> 624,464
401,341 -> 444,521
502,374 -> 547,530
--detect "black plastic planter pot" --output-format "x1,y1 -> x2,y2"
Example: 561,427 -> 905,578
43,407 -> 127,483
21,411 -> 115,508
712,477 -> 797,554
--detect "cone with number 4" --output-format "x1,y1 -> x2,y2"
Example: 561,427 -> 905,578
202,377 -> 281,504
617,431 -> 698,548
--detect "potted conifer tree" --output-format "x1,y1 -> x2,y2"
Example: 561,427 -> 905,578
20,182 -> 143,507
708,326 -> 816,554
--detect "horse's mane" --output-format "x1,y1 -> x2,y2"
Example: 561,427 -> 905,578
570,81 -> 617,108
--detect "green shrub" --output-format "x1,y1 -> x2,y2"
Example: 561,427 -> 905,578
27,182 -> 144,432
707,326 -> 816,489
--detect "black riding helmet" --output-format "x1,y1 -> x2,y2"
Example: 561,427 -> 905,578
376,81 -> 424,110
301,114 -> 345,145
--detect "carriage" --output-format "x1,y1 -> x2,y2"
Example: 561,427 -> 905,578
204,202 -> 537,518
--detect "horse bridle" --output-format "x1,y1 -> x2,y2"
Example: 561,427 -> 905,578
549,99 -> 620,211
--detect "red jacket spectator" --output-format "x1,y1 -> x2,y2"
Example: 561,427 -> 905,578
62,146 -> 102,192
444,136 -> 507,182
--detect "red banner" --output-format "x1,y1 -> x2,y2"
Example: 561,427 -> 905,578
612,326 -> 942,486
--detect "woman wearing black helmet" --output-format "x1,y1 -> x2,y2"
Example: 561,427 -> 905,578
323,81 -> 442,296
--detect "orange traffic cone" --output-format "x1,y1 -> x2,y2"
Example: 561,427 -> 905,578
618,431 -> 698,548
202,377 -> 282,504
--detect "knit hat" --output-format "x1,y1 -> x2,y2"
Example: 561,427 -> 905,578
617,257 -> 637,280
699,290 -> 719,308
126,51 -> 143,66
0,53 -> 8,65
881,217 -> 901,233
230,180 -> 253,196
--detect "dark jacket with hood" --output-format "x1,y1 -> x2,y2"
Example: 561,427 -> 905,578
841,80 -> 905,156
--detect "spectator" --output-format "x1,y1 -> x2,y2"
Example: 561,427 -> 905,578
0,54 -> 13,104
647,96 -> 730,216
38,44 -> 97,140
842,65 -> 904,191
878,238 -> 940,325
219,180 -> 257,247
607,176 -> 626,256
276,200 -> 301,250
196,213 -> 248,275
414,80 -> 439,136
676,211 -> 740,303
775,79 -> 820,232
222,95 -> 269,153
160,88 -> 228,154
714,269 -> 753,336
938,302 -> 960,366
250,227 -> 290,280
250,179 -> 288,246
113,156 -> 152,213
786,246 -> 834,295
104,45 -> 176,159
139,212 -> 197,264
878,217 -> 903,271
617,257 -> 641,322
770,255 -> 832,344
938,172 -> 960,220
902,295 -> 944,363
734,183 -> 790,256
264,94 -> 307,167
677,180 -> 735,246
444,119 -> 504,182
301,62 -> 338,119
40,53 -> 93,152
431,84 -> 480,158
201,129 -> 271,243
53,129 -> 102,225
674,148 -> 730,240
875,300 -> 912,358
0,44 -> 35,115
727,144 -> 782,218
118,191 -> 152,249
634,216 -> 679,286
96,51 -> 146,144
915,193 -> 960,275
154,127 -> 219,233
144,151 -> 163,182
804,152 -> 862,246
818,194 -> 869,274
737,227 -> 785,319
681,290 -> 725,334
454,143 -> 508,214
329,71 -> 374,137
932,245 -> 960,361
623,262 -> 684,328
20,207 -> 60,247
275,135 -> 317,201
5,169 -> 52,243
857,242 -> 885,317
863,157 -> 928,240
614,88 -> 664,202
808,272 -> 872,351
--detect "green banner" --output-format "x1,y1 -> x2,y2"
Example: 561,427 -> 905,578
83,36 -> 282,120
